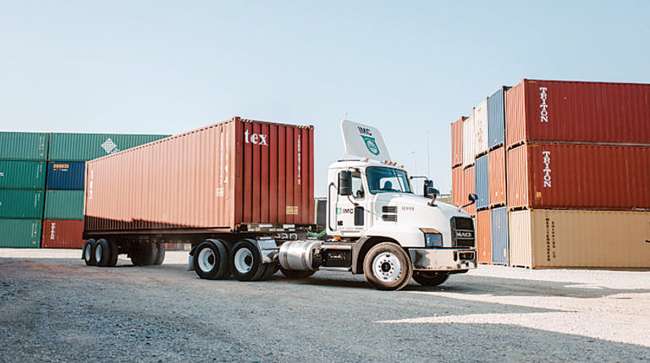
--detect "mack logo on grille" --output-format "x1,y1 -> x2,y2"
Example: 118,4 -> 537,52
455,230 -> 474,239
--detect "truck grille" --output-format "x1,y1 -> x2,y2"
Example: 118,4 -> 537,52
450,217 -> 475,248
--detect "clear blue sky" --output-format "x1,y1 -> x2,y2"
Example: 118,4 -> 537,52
2,1 -> 649,196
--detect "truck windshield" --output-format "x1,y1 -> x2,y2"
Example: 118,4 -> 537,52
366,167 -> 412,194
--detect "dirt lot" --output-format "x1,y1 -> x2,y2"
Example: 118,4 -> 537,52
1,249 -> 649,362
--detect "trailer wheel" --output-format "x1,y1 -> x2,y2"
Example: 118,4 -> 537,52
194,240 -> 229,280
106,239 -> 119,267
363,242 -> 412,291
153,245 -> 166,265
413,272 -> 449,287
231,240 -> 266,281
131,243 -> 157,266
82,240 -> 96,266
279,267 -> 315,279
94,239 -> 112,267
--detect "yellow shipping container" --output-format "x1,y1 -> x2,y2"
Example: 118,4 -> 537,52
509,209 -> 650,269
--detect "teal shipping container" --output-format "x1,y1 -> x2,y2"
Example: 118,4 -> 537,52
44,190 -> 84,220
48,133 -> 168,161
0,161 -> 47,189
0,190 -> 44,218
0,219 -> 42,248
0,132 -> 48,161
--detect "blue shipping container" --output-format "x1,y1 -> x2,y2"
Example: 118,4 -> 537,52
487,87 -> 508,150
475,154 -> 489,210
46,161 -> 85,190
491,207 -> 509,265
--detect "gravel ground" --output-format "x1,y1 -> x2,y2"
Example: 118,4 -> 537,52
1,249 -> 649,362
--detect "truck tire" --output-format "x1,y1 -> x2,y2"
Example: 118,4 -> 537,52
413,272 -> 449,287
194,240 -> 229,280
94,239 -> 112,267
153,245 -> 166,265
231,240 -> 267,281
131,243 -> 157,266
279,267 -> 315,279
363,242 -> 412,291
82,240 -> 96,266
260,263 -> 277,281
106,240 -> 119,267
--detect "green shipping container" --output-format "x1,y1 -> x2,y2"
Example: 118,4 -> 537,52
0,219 -> 42,248
44,190 -> 84,220
0,132 -> 48,161
0,160 -> 46,189
48,133 -> 168,161
0,190 -> 44,218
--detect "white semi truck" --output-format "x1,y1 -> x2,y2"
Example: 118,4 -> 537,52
83,119 -> 476,290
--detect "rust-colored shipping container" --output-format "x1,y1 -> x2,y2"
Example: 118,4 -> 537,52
506,79 -> 650,148
85,117 -> 315,233
507,143 -> 650,210
476,210 -> 491,264
451,166 -> 464,207
462,166 -> 476,216
41,220 -> 85,249
450,117 -> 464,167
488,146 -> 506,207
509,209 -> 650,269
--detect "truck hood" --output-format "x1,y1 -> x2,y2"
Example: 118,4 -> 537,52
375,193 -> 468,217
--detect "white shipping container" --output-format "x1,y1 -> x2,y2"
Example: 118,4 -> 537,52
462,114 -> 475,167
474,98 -> 488,156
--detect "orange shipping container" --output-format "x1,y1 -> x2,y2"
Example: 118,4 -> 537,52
451,166 -> 464,207
488,146 -> 506,207
85,117 -> 315,233
462,166 -> 476,216
507,143 -> 650,210
41,220 -> 85,249
450,117 -> 464,167
476,210 -> 491,264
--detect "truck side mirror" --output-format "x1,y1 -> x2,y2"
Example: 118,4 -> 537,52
468,193 -> 478,204
423,180 -> 439,199
338,170 -> 353,196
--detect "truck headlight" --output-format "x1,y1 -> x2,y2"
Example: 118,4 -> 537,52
424,233 -> 443,248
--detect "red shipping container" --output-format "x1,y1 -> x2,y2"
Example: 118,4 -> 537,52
476,210 -> 491,264
451,117 -> 465,167
507,143 -> 650,210
488,146 -> 506,207
85,117 -> 315,233
41,220 -> 85,249
451,166 -> 464,207
462,166 -> 476,216
506,79 -> 650,148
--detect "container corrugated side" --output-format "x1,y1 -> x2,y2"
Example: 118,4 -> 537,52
451,166 -> 464,207
44,190 -> 84,220
506,79 -> 650,148
488,146 -> 506,207
491,207 -> 509,265
476,210 -> 491,264
46,161 -> 85,190
41,219 -> 85,249
450,117 -> 464,167
475,154 -> 489,210
48,133 -> 168,161
509,209 -> 650,268
0,219 -> 41,248
462,166 -> 476,216
0,161 -> 46,189
0,190 -> 44,218
507,143 -> 650,210
474,99 -> 489,156
85,117 -> 314,233
0,132 -> 48,161
462,115 -> 475,167
487,87 -> 507,149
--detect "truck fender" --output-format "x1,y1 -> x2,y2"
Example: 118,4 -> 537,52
351,237 -> 371,274
351,236 -> 402,274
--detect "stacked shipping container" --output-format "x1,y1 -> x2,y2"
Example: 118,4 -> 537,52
451,79 -> 650,268
0,132 -> 167,248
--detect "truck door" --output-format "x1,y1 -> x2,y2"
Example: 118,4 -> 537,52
335,170 -> 366,233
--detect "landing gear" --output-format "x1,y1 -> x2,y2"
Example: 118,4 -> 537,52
363,242 -> 412,291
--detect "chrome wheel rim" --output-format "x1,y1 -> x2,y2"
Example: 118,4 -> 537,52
95,244 -> 103,263
372,252 -> 402,282
234,248 -> 254,274
84,244 -> 91,262
198,248 -> 216,272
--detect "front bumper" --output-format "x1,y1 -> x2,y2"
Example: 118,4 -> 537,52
408,248 -> 476,272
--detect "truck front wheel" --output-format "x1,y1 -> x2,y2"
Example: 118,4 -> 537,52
363,243 -> 412,291
413,272 -> 449,287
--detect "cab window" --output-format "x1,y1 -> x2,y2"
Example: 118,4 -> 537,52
366,167 -> 412,194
